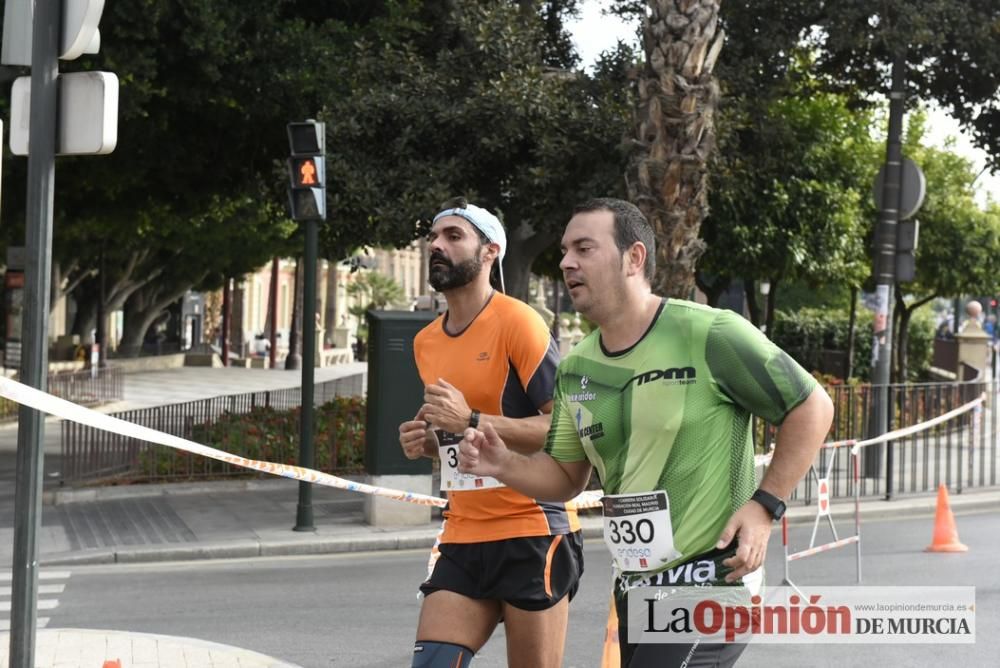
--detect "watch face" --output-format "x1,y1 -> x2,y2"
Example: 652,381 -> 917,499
754,490 -> 784,520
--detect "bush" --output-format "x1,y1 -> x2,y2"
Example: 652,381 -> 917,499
771,305 -> 934,382
772,307 -> 872,380
138,396 -> 367,480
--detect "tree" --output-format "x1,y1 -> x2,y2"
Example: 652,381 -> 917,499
0,1 -> 362,349
697,84 -> 878,334
888,114 -> 1000,380
323,1 -> 632,299
808,1 -> 1000,169
622,0 -> 723,299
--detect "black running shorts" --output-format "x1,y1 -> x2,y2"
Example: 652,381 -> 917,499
419,531 -> 584,611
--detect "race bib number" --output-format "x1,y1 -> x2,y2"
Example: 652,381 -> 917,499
602,491 -> 681,572
438,431 -> 504,491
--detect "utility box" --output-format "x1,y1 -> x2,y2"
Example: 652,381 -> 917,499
364,310 -> 436,475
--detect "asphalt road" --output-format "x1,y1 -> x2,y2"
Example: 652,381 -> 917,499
5,509 -> 996,667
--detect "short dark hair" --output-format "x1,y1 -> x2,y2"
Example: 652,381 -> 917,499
573,198 -> 655,281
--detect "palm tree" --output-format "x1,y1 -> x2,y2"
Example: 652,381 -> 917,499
627,0 -> 724,298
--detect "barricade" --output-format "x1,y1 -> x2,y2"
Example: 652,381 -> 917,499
776,394 -> 985,596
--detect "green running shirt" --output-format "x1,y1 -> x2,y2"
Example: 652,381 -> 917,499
546,299 -> 816,570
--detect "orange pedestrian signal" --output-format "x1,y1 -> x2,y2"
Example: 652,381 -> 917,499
286,120 -> 326,221
299,159 -> 317,185
288,156 -> 325,190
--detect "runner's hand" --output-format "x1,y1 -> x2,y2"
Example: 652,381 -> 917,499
421,378 -> 471,434
716,500 -> 773,583
398,408 -> 438,460
457,422 -> 509,478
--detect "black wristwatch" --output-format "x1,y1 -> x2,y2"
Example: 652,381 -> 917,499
751,489 -> 786,521
469,409 -> 481,429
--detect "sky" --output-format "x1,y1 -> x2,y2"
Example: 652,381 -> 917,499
567,0 -> 998,207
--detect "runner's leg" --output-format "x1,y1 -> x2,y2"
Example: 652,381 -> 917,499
501,596 -> 570,668
415,590 -> 501,655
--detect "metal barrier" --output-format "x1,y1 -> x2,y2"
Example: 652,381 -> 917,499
60,373 -> 364,483
778,394 -> 985,594
756,379 -> 997,501
0,366 -> 123,422
781,440 -> 861,597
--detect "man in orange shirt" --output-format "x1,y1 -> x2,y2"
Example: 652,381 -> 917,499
398,197 -> 583,668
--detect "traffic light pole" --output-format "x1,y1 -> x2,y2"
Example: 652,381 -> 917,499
869,53 -> 907,493
294,219 -> 317,531
285,120 -> 324,531
9,2 -> 60,666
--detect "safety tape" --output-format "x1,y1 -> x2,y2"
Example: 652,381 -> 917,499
0,376 -> 449,508
11,374 -> 947,511
0,376 -> 613,509
850,394 -> 984,454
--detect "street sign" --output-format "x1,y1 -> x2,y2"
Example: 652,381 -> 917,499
1,0 -> 106,65
10,72 -> 119,156
873,157 -> 926,220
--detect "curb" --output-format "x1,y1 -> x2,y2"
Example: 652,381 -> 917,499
34,490 -> 1000,567
0,628 -> 303,668
42,476 -> 359,505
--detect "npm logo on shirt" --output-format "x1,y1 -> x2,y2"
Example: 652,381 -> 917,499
625,366 -> 697,388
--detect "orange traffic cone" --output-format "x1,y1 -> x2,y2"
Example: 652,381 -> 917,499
102,661 -> 122,668
925,484 -> 968,553
600,593 -> 620,668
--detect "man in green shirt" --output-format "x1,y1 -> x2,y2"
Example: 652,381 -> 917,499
457,198 -> 833,667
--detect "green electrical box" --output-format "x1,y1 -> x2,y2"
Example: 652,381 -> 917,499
364,309 -> 437,475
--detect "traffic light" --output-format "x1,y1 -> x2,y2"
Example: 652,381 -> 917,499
286,120 -> 326,221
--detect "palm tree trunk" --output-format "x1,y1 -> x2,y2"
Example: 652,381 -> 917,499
627,0 -> 724,299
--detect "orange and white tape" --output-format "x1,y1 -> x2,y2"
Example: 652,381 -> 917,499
0,376 -> 449,507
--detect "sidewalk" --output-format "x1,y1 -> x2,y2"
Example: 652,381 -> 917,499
1,365 -> 367,668
3,365 -> 999,667
14,477 -> 1000,569
0,629 -> 299,668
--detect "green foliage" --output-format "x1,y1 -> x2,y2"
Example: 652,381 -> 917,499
346,271 -> 406,310
904,308 -> 936,381
346,271 -> 407,338
700,84 -> 879,300
323,1 -> 632,296
772,307 -> 872,381
138,396 -> 367,480
771,304 -> 935,382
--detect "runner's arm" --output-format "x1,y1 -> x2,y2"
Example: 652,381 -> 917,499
457,423 -> 593,501
718,385 -> 833,581
399,408 -> 440,460
757,385 -> 833,498
422,378 -> 553,454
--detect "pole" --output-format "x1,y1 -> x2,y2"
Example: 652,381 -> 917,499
294,221 -> 317,531
9,2 -> 60,666
869,52 -> 906,489
96,247 -> 106,366
268,257 -> 278,368
221,276 -> 231,366
285,258 -> 301,370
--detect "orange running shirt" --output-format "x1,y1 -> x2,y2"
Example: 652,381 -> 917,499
414,292 -> 580,543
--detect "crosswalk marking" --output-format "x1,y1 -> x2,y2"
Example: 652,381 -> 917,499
0,617 -> 50,631
0,570 -> 70,632
0,571 -> 71,583
0,584 -> 65,596
0,599 -> 60,612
